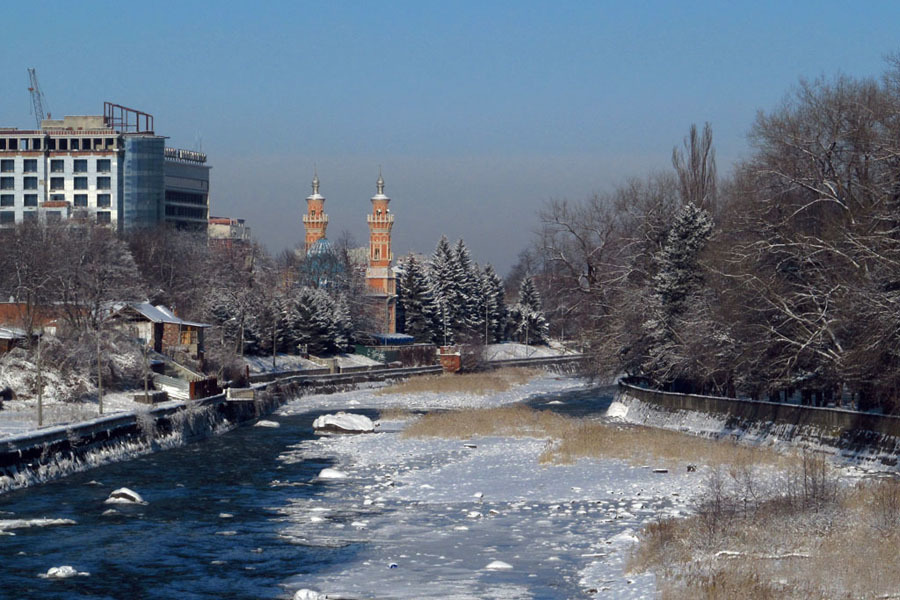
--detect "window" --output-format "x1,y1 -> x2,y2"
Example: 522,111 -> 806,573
45,211 -> 61,223
23,194 -> 37,207
97,176 -> 110,190
70,139 -> 79,151
74,159 -> 87,173
23,211 -> 37,222
50,159 -> 64,173
96,159 -> 111,172
58,139 -> 67,151
23,177 -> 37,190
74,177 -> 88,190
0,195 -> 12,207
96,211 -> 111,225
50,194 -> 65,203
0,211 -> 14,225
23,159 -> 37,173
50,177 -> 65,191
74,194 -> 88,207
31,138 -> 41,151
0,177 -> 13,190
96,194 -> 111,208
0,160 -> 13,173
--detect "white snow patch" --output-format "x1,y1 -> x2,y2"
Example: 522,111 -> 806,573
254,420 -> 280,428
293,590 -> 326,600
0,518 -> 76,532
317,468 -> 349,480
312,412 -> 375,434
39,565 -> 89,579
605,401 -> 629,420
484,560 -> 514,570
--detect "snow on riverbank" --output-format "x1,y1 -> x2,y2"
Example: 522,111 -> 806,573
275,375 -> 706,598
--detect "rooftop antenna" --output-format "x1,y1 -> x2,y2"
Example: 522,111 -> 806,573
27,68 -> 49,129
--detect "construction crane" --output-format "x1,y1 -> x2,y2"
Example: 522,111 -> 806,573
27,67 -> 49,129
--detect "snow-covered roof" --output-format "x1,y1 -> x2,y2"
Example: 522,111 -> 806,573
0,327 -> 26,340
126,303 -> 209,328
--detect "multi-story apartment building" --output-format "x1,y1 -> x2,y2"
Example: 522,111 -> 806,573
163,148 -> 210,230
0,102 -> 209,232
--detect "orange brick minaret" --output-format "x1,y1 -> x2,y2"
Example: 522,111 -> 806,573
366,172 -> 397,333
302,172 -> 328,254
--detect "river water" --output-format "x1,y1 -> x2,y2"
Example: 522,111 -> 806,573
0,386 -> 617,600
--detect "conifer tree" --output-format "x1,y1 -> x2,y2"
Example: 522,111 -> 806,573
398,254 -> 436,342
428,236 -> 458,345
508,276 -> 549,345
452,239 -> 482,338
482,264 -> 507,343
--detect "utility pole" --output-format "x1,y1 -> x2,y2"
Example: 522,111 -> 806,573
36,332 -> 43,427
96,330 -> 103,414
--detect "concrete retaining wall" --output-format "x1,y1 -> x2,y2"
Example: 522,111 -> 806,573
618,380 -> 900,465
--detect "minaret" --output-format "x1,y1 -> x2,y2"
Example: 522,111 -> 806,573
302,172 -> 328,253
366,171 -> 397,332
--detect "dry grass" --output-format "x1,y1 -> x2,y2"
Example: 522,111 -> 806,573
402,404 -> 570,440
377,368 -> 540,396
629,467 -> 900,599
377,407 -> 419,421
403,404 -> 784,469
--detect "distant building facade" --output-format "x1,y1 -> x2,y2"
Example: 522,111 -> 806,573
208,216 -> 251,250
164,148 -> 210,230
0,102 -> 210,232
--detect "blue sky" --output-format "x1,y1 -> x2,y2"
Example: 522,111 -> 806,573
2,1 -> 898,273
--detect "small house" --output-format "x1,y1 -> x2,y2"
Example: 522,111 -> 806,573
112,303 -> 209,360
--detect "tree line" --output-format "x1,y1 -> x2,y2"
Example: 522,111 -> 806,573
532,56 -> 900,411
397,237 -> 548,346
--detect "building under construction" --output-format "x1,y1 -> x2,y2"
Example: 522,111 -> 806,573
0,102 -> 210,232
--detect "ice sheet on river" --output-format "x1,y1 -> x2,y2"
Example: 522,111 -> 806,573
273,377 -> 705,599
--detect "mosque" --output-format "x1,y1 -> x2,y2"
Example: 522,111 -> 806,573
301,172 -> 397,334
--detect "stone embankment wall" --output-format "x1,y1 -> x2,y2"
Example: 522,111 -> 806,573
617,381 -> 900,465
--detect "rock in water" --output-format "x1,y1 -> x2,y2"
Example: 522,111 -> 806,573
41,565 -> 88,579
484,560 -> 513,570
312,412 -> 375,434
104,487 -> 146,504
254,420 -> 280,428
317,468 -> 348,480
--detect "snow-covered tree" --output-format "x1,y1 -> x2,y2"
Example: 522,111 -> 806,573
642,201 -> 713,383
481,264 -> 507,343
332,293 -> 354,352
428,237 -> 460,345
508,276 -> 549,344
452,239 -> 482,337
284,287 -> 338,355
398,254 -> 437,343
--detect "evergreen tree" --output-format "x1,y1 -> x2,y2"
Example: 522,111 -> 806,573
508,276 -> 549,344
332,293 -> 354,352
428,236 -> 459,345
398,255 -> 437,342
452,239 -> 482,338
285,287 -> 338,355
482,264 -> 507,343
642,201 -> 713,383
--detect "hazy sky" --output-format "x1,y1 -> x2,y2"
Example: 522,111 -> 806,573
2,1 -> 899,274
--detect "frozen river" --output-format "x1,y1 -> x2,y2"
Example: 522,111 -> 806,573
0,376 -> 700,599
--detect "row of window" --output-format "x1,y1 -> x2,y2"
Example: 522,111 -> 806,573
0,158 -> 111,174
0,210 -> 112,225
0,194 -> 111,208
0,137 -> 118,152
0,176 -> 112,191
